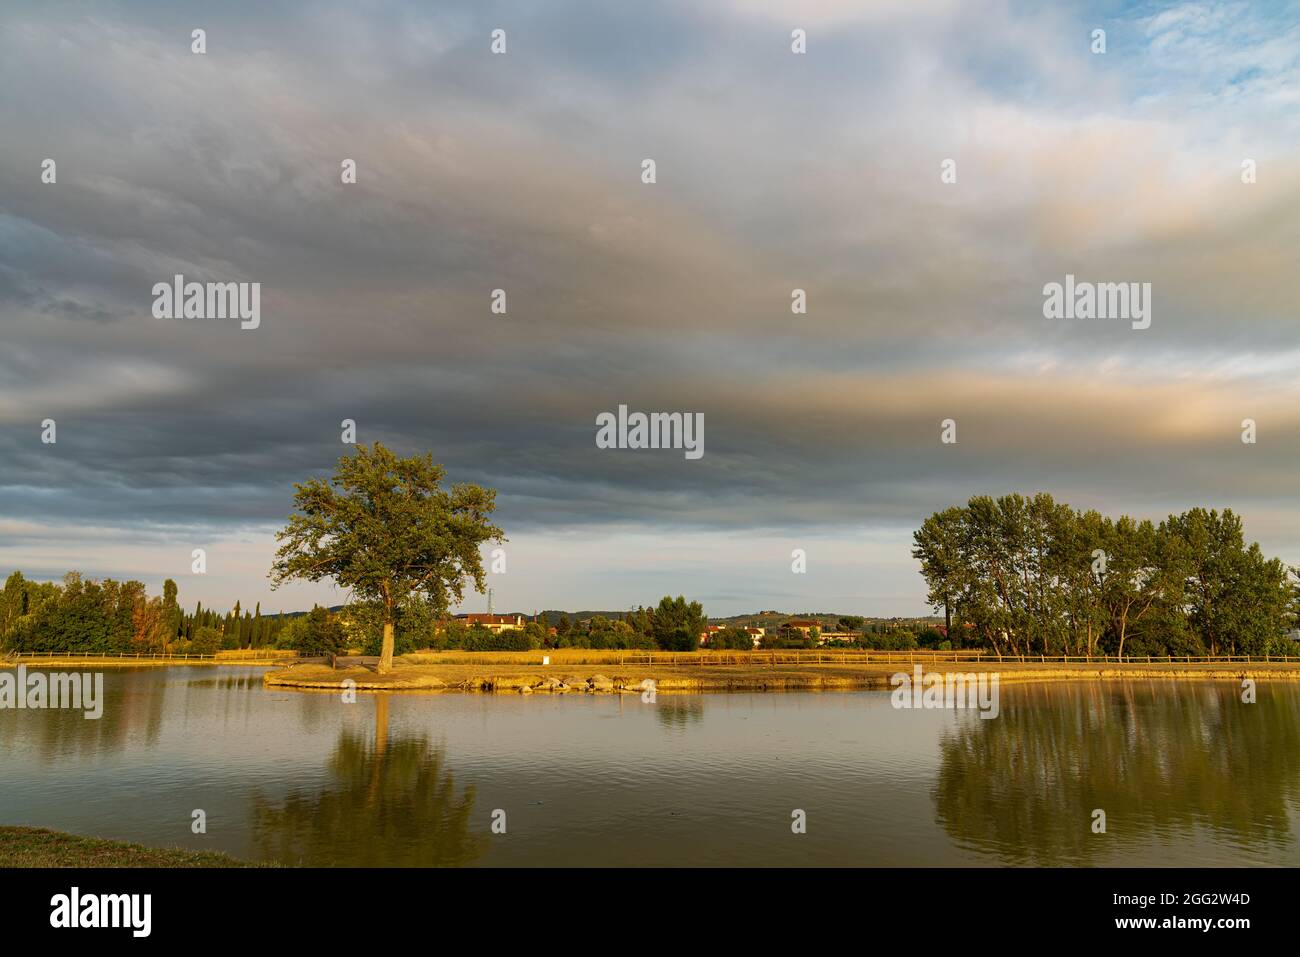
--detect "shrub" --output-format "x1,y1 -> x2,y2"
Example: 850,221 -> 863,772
917,627 -> 946,648
858,630 -> 918,651
191,626 -> 222,656
710,627 -> 756,650
294,606 -> 348,657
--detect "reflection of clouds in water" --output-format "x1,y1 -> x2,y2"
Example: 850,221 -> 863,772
249,696 -> 486,866
933,682 -> 1300,865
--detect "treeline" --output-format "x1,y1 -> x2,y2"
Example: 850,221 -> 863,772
336,595 -> 708,655
912,494 -> 1300,657
1,571 -> 289,655
544,596 -> 704,651
0,574 -> 712,658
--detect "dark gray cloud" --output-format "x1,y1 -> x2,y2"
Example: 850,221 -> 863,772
1,0 -> 1298,614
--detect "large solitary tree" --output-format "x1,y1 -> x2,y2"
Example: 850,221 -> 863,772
270,443 -> 505,673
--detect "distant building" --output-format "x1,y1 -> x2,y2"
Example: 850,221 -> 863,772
456,613 -> 523,634
786,619 -> 819,634
816,631 -> 857,646
698,625 -> 727,646
699,625 -> 765,649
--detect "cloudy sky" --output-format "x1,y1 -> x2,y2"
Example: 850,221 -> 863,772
1,0 -> 1298,617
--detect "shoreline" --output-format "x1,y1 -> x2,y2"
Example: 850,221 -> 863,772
0,826 -> 257,868
8,653 -> 1299,693
261,658 -> 1300,695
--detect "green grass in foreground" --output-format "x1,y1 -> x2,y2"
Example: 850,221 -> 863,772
0,826 -> 262,868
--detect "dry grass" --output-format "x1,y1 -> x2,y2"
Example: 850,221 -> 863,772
263,653 -> 1300,695
0,826 -> 260,868
400,648 -> 985,666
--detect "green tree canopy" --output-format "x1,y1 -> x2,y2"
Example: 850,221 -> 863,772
913,495 -> 1293,657
270,443 -> 504,673
652,595 -> 706,651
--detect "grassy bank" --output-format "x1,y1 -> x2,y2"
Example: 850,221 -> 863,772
263,652 -> 1300,695
0,826 -> 257,868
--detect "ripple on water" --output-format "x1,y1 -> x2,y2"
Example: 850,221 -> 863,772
3,674 -> 1299,866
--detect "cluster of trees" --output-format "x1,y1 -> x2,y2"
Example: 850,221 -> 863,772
276,605 -> 347,657
546,597 -> 705,651
760,626 -> 821,649
344,596 -> 706,653
814,629 -> 943,652
318,601 -> 538,656
836,623 -> 954,651
261,594 -> 709,658
1,571 -> 177,654
0,566 -> 711,658
183,598 -> 286,652
737,615 -> 954,650
912,494 -> 1300,657
0,570 -> 291,655
708,627 -> 760,650
749,616 -> 937,650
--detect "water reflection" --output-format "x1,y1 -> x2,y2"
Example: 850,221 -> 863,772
655,698 -> 705,730
933,681 -> 1300,864
8,667 -> 1300,867
0,667 -> 168,761
249,696 -> 486,867
185,675 -> 263,691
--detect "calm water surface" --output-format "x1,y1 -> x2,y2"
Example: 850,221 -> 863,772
3,667 -> 1299,866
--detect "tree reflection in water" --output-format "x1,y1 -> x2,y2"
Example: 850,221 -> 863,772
251,695 -> 486,866
655,697 -> 705,730
933,681 -> 1300,865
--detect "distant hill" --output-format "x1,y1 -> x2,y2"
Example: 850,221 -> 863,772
277,606 -> 942,626
276,607 -> 628,622
275,605 -> 346,619
534,610 -> 635,623
707,612 -> 943,629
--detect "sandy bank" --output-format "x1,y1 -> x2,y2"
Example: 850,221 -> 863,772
262,657 -> 1300,695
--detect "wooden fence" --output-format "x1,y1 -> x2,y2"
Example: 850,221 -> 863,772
608,651 -> 1300,666
7,649 -> 298,662
409,648 -> 1300,667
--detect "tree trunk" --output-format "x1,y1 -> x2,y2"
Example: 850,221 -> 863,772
378,619 -> 395,674
367,695 -> 389,808
374,694 -> 389,756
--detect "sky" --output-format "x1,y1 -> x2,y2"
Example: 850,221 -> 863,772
1,0 -> 1298,618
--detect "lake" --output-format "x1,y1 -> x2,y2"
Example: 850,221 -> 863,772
3,667 -> 1299,866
